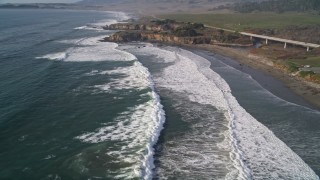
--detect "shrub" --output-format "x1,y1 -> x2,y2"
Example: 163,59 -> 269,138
173,28 -> 199,37
299,71 -> 315,77
287,62 -> 299,72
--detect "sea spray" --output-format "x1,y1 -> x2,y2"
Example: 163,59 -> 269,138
179,48 -> 318,179
37,11 -> 166,178
139,62 -> 166,179
124,44 -> 318,179
75,61 -> 165,179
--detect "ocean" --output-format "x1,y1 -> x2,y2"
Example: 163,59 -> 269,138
0,9 -> 319,180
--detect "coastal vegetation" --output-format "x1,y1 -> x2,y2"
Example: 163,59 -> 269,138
251,45 -> 320,83
104,16 -> 320,84
159,13 -> 320,31
103,19 -> 250,45
289,55 -> 320,68
233,0 -> 320,13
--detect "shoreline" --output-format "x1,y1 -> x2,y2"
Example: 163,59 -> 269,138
102,17 -> 320,110
128,41 -> 320,177
150,42 -> 320,111
189,44 -> 320,110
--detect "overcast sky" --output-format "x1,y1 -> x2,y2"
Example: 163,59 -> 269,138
0,0 -> 80,3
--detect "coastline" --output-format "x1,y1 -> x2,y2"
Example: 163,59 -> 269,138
137,39 -> 320,110
197,44 -> 320,110
92,12 -> 320,177
124,41 -> 320,177
102,18 -> 320,110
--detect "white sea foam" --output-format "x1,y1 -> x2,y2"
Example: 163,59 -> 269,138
91,11 -> 129,27
38,12 -> 166,179
92,19 -> 118,27
44,154 -> 56,160
37,36 -> 136,62
124,44 -> 319,179
76,61 -> 165,180
39,13 -> 164,179
57,36 -> 166,179
123,45 -> 228,109
99,11 -> 131,26
36,52 -> 67,60
92,61 -> 153,93
74,25 -> 104,31
74,11 -> 130,31
57,38 -> 86,44
178,49 -> 318,179
38,12 -> 132,62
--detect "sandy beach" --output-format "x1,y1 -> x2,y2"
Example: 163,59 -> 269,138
182,44 -> 320,110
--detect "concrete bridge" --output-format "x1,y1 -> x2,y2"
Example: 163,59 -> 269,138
240,32 -> 320,51
205,25 -> 320,51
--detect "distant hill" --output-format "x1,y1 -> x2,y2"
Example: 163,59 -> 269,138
78,0 -> 129,4
77,0 -> 263,14
4,0 -> 318,14
233,0 -> 320,13
0,3 -> 78,9
78,0 -> 264,5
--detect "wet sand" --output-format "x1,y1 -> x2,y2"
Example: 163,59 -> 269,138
182,44 -> 320,111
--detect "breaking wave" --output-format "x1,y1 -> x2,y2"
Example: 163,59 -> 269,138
123,44 -> 318,179
38,30 -> 165,178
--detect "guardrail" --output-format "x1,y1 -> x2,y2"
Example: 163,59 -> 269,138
205,25 -> 320,51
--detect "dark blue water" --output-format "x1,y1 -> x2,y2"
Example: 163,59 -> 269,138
0,9 -> 165,179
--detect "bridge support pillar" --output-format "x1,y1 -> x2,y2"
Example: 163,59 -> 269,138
250,36 -> 253,40
266,39 -> 268,45
284,42 -> 287,49
307,46 -> 310,52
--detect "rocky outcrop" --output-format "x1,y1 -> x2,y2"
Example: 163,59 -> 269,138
103,19 -> 251,47
105,23 -> 141,30
103,19 -> 202,33
104,31 -> 142,42
104,31 -> 212,45
105,22 -> 170,31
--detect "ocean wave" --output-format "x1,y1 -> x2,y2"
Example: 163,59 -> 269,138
36,36 -> 136,62
91,11 -> 130,27
57,38 -> 86,44
74,11 -> 130,31
91,61 -> 153,93
124,44 -> 318,179
74,25 -> 104,31
76,61 -> 165,180
57,34 -> 166,179
36,52 -> 67,60
38,15 -> 165,178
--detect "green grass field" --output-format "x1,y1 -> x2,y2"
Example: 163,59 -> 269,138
159,13 -> 320,31
290,56 -> 320,67
159,12 -> 320,71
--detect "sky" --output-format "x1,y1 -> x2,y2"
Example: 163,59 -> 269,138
0,0 -> 80,3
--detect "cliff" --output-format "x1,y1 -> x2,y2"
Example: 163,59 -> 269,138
103,31 -> 213,45
102,19 -> 320,98
105,31 -> 142,42
103,19 -> 251,46
104,19 -> 185,32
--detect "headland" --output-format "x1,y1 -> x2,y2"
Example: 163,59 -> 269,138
102,18 -> 320,109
